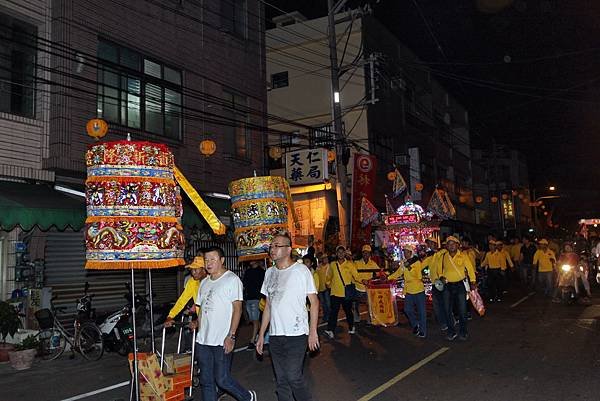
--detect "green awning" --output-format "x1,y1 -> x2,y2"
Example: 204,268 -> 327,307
0,181 -> 86,231
182,196 -> 230,229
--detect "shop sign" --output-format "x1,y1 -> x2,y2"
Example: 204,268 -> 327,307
385,214 -> 420,225
285,148 -> 328,186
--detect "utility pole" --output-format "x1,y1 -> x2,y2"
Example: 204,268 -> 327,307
327,0 -> 350,246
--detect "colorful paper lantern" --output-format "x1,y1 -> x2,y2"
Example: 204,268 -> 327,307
268,146 -> 283,160
228,176 -> 295,261
84,140 -> 185,269
387,171 -> 397,181
199,139 -> 216,156
327,150 -> 336,162
475,196 -> 483,204
86,118 -> 108,140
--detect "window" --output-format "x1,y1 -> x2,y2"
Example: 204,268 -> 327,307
0,12 -> 37,118
271,71 -> 288,89
222,90 -> 249,159
97,40 -> 182,139
221,0 -> 247,39
310,124 -> 335,148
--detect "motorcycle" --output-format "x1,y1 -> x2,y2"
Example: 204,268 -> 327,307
97,305 -> 134,356
123,283 -> 173,339
556,264 -> 577,304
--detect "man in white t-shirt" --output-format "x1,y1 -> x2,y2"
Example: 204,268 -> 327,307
256,233 -> 319,401
194,246 -> 257,401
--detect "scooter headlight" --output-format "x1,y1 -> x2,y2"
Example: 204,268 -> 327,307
579,265 -> 584,272
561,264 -> 572,272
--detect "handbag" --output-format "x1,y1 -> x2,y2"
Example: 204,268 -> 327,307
469,288 -> 486,316
336,262 -> 357,301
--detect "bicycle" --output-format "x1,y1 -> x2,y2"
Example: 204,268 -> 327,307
34,291 -> 104,361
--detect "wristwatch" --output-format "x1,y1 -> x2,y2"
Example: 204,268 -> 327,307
229,333 -> 237,341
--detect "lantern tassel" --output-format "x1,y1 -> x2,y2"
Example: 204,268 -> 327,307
173,166 -> 226,235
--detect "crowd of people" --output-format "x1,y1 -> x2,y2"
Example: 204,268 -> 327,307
163,232 -> 598,401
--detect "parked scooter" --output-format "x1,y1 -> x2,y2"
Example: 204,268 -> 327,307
97,305 -> 134,356
123,283 -> 173,339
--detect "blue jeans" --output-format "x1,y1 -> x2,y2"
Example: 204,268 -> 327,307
196,344 -> 251,401
269,335 -> 314,401
404,291 -> 426,335
431,287 -> 448,329
318,290 -> 331,322
538,271 -> 554,296
444,282 -> 467,337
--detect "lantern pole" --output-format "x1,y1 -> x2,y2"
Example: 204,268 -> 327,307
130,268 -> 139,401
148,270 -> 155,353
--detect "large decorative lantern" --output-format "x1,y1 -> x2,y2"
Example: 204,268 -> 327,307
84,141 -> 185,269
228,176 -> 295,261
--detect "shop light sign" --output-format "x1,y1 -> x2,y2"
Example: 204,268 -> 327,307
285,148 -> 329,186
385,214 -> 420,225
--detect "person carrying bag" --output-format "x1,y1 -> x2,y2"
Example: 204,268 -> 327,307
324,246 -> 361,339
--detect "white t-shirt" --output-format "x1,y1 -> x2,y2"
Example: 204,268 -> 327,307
195,270 -> 243,346
261,262 -> 317,336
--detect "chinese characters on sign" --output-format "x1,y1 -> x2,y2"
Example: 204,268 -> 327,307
285,149 -> 329,186
384,214 -> 420,226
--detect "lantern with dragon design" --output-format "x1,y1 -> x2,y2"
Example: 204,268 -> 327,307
84,140 -> 185,269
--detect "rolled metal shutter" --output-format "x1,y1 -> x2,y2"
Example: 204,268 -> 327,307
44,230 -> 146,320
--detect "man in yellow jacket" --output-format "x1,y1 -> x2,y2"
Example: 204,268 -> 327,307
388,245 -> 427,337
324,245 -> 362,339
353,244 -> 380,322
164,256 -> 206,327
434,236 -> 476,341
423,237 -> 447,331
533,239 -> 556,296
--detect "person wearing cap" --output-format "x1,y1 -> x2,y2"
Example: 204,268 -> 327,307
388,245 -> 427,337
353,244 -> 380,323
164,255 -> 207,327
424,237 -> 449,331
495,241 -> 514,297
432,236 -> 476,341
324,245 -> 362,338
533,239 -> 556,296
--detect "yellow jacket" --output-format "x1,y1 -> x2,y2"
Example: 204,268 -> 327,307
509,244 -> 522,261
388,260 -> 424,294
312,270 -> 320,291
462,248 -> 478,269
326,259 -> 361,298
316,264 -> 329,292
482,251 -> 513,270
426,250 -> 445,281
168,277 -> 201,318
353,258 -> 380,292
435,250 -> 476,283
533,249 -> 556,272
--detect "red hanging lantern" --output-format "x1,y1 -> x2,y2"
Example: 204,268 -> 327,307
86,118 -> 108,140
199,139 -> 217,156
475,196 -> 483,204
387,171 -> 396,181
491,196 -> 499,203
415,182 -> 424,191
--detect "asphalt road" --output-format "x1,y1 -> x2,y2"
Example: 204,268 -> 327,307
2,284 -> 599,401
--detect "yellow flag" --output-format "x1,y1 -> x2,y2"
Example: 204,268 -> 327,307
173,166 -> 226,235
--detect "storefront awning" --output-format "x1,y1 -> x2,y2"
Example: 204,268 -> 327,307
0,181 -> 86,231
0,181 -> 231,232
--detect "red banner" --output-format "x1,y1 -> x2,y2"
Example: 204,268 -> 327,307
350,154 -> 377,251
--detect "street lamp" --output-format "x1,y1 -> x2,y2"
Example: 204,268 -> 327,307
549,186 -> 556,191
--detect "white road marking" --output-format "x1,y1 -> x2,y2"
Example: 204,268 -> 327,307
60,381 -> 129,401
510,291 -> 536,308
356,347 -> 450,401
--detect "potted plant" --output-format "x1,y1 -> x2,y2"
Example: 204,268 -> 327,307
8,335 -> 39,370
0,301 -> 22,362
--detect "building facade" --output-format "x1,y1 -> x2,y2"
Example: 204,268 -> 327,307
0,1 -> 266,317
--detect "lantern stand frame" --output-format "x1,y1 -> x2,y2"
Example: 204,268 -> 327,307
129,268 -> 139,401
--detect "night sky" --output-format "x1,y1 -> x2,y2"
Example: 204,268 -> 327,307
266,0 -> 600,228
